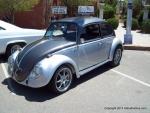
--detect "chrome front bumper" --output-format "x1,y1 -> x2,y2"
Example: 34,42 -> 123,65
8,53 -> 53,88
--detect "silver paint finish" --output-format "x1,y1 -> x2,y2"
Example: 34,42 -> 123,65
8,50 -> 20,75
109,37 -> 123,61
8,37 -> 122,88
7,17 -> 123,88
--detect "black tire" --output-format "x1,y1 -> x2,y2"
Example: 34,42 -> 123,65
110,46 -> 122,67
6,43 -> 25,57
49,65 -> 73,94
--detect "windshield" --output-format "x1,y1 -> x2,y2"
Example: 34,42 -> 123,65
45,22 -> 77,42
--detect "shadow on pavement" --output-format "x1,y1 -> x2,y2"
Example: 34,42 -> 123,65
2,63 -> 113,102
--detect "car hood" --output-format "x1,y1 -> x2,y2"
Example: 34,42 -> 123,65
14,38 -> 76,82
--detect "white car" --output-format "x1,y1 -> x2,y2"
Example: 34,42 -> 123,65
0,20 -> 46,56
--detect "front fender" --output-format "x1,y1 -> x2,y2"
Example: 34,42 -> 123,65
109,38 -> 123,61
36,54 -> 79,86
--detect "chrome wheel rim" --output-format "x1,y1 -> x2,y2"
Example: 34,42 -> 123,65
55,68 -> 72,92
114,49 -> 122,65
11,45 -> 21,54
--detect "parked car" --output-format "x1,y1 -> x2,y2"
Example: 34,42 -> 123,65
8,17 -> 123,94
0,20 -> 45,56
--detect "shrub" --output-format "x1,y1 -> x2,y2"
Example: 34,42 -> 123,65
138,11 -> 144,27
124,18 -> 139,30
132,18 -> 139,30
141,20 -> 150,33
106,18 -> 119,29
103,4 -> 115,19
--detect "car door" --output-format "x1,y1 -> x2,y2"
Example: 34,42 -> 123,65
99,23 -> 115,61
78,24 -> 104,71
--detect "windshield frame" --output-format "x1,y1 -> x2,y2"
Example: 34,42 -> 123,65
44,22 -> 78,43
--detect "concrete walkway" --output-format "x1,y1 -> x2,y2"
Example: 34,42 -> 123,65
115,23 -> 150,51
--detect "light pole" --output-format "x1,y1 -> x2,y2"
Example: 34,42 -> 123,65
124,0 -> 133,44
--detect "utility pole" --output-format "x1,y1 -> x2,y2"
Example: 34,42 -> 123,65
98,0 -> 105,19
124,0 -> 133,44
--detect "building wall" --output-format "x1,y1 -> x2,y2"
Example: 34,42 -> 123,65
15,0 -> 47,29
0,0 -> 97,29
0,0 -> 53,29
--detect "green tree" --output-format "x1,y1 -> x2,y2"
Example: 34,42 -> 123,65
0,0 -> 40,23
133,0 -> 142,18
104,0 -> 118,7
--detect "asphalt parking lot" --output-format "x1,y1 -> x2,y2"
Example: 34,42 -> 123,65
0,50 -> 150,113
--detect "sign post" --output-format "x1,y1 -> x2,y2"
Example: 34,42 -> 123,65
124,0 -> 133,44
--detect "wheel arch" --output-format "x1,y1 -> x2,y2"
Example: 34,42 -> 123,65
5,40 -> 27,53
38,54 -> 79,86
109,38 -> 123,61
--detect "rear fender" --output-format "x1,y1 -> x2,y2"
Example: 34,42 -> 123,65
109,38 -> 123,61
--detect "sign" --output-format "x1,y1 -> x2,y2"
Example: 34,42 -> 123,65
78,6 -> 94,14
52,6 -> 67,14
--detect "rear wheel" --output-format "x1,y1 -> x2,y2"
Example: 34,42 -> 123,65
49,66 -> 73,94
110,46 -> 122,67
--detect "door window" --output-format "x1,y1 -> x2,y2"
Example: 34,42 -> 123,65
100,23 -> 114,38
80,24 -> 100,43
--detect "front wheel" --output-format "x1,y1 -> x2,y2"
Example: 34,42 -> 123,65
110,46 -> 122,67
6,43 -> 25,57
49,66 -> 73,94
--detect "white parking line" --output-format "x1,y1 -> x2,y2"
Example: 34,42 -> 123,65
143,52 -> 150,56
1,63 -> 16,95
111,69 -> 150,88
1,63 -> 9,78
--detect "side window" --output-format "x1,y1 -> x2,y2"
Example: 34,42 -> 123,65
80,24 -> 100,42
100,23 -> 114,38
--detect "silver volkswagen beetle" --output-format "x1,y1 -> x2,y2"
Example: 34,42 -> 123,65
8,17 -> 123,94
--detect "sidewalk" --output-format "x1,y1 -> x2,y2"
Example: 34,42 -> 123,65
115,23 -> 150,51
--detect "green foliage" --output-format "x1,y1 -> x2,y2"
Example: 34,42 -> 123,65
104,0 -> 118,7
123,0 -> 142,18
61,0 -> 96,16
124,18 -> 139,30
104,4 -> 115,19
133,0 -> 142,18
138,11 -> 144,27
0,0 -> 40,23
141,20 -> 150,33
0,0 -> 39,12
62,0 -> 94,6
106,18 -> 119,29
132,18 -> 139,30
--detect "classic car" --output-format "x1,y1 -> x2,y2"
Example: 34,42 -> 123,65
0,20 -> 45,56
8,17 -> 123,94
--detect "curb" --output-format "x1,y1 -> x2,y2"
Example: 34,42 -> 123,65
123,45 -> 150,51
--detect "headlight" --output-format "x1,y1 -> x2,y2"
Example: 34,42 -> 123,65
8,51 -> 19,75
29,64 -> 41,79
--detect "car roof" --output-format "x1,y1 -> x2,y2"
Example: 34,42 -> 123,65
57,17 -> 105,26
0,20 -> 22,30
